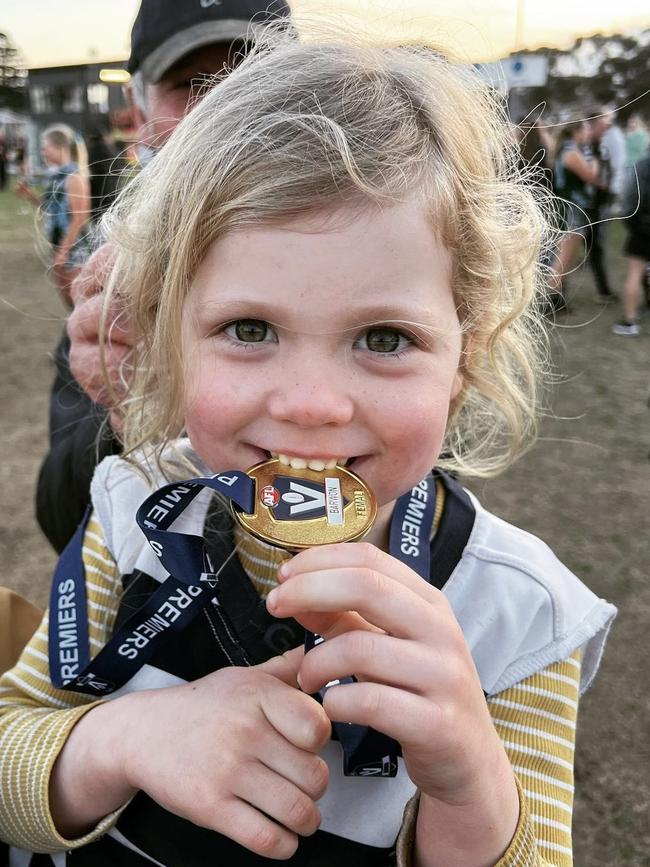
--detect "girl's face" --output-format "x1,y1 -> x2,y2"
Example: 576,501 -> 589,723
182,200 -> 463,530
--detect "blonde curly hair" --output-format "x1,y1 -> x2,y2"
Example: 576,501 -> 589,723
103,25 -> 553,480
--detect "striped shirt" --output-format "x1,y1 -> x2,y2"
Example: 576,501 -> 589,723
0,512 -> 579,865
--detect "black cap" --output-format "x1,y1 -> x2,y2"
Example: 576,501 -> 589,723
128,0 -> 291,82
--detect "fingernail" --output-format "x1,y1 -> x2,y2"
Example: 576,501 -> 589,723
296,671 -> 303,690
278,562 -> 290,580
266,588 -> 278,609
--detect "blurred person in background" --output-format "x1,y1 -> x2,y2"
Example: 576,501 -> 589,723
612,152 -> 650,335
0,134 -> 7,191
15,124 -> 92,305
547,120 -> 598,310
15,125 -> 95,450
36,0 -> 291,554
586,107 -> 624,300
86,124 -> 125,226
598,107 -> 626,206
516,118 -> 556,186
13,136 -> 27,179
624,114 -> 649,171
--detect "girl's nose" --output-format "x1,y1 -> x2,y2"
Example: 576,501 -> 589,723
267,375 -> 355,428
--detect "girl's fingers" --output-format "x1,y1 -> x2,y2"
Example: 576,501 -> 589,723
267,567 -> 451,642
234,764 -> 322,838
322,681 -> 441,749
298,631 -> 451,697
257,646 -> 304,686
259,677 -> 331,753
211,797 -> 300,860
259,734 -> 330,802
279,541 -> 440,604
285,609 -> 384,643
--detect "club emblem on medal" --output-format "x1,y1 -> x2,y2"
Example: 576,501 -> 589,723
232,458 -> 377,550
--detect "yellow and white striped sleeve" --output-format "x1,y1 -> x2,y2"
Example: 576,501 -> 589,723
397,651 -> 581,867
490,650 -> 581,866
0,512 -> 123,852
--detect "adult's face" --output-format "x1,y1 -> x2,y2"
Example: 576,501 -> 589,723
591,113 -> 612,141
573,121 -> 591,146
135,42 -> 236,148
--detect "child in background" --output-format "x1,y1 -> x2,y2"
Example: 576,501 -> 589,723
0,29 -> 615,867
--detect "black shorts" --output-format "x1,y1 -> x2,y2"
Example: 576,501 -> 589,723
624,232 -> 650,260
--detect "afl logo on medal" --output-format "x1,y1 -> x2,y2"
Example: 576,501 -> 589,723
260,485 -> 280,508
233,458 -> 377,550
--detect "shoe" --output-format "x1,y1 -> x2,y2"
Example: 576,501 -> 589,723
611,321 -> 640,336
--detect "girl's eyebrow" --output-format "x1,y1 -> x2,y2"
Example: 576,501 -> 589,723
197,298 -> 443,327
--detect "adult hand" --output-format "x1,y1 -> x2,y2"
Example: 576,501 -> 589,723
67,243 -> 133,430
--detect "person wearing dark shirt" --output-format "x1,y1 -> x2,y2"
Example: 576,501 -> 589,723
35,0 -> 291,553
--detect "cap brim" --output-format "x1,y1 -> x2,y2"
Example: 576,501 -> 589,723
140,20 -> 255,82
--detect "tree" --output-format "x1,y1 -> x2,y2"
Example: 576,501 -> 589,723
0,31 -> 27,110
505,29 -> 650,122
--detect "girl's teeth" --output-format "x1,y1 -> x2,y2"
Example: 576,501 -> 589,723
275,454 -> 349,471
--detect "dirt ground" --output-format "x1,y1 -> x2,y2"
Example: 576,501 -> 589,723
1,188 -> 649,865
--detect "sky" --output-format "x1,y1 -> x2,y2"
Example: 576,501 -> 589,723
2,0 -> 650,69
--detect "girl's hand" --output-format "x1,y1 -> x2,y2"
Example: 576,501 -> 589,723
52,649 -> 331,860
123,649 -> 331,859
266,543 -> 512,808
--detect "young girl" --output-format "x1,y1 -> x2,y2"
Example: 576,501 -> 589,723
0,30 -> 615,867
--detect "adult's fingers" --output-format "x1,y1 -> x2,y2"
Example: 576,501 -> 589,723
69,243 -> 116,305
67,292 -> 133,347
67,294 -> 133,406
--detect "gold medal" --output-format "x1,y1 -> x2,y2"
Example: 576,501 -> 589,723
231,458 -> 377,550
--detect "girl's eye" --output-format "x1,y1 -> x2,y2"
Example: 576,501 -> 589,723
224,319 -> 275,343
359,328 -> 412,354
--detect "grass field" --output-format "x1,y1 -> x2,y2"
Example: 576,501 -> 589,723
0,185 -> 649,864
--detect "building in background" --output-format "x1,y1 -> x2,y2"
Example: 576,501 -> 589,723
26,59 -> 134,170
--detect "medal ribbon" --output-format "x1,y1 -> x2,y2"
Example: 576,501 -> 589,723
48,469 -> 436,776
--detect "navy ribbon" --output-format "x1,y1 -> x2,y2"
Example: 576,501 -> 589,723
48,469 -> 436,776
